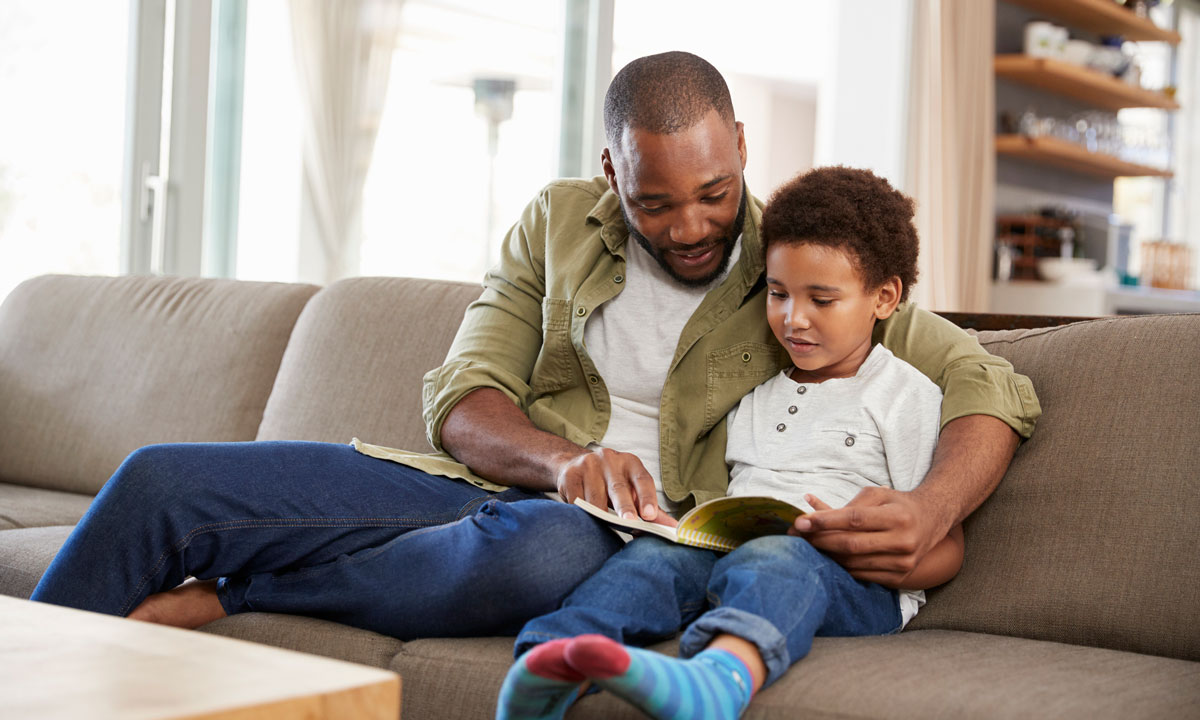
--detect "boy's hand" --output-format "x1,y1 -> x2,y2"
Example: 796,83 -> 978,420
790,488 -> 947,587
555,447 -> 663,523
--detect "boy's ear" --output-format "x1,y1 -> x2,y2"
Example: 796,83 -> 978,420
873,277 -> 903,320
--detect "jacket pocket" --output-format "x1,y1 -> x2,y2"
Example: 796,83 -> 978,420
529,297 -> 577,395
703,341 -> 782,433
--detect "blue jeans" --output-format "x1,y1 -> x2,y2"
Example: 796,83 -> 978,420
30,442 -> 623,638
515,535 -> 902,686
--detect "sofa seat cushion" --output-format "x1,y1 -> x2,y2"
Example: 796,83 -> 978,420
0,275 -> 319,495
199,612 -> 405,670
391,631 -> 1200,720
256,276 -> 483,452
0,526 -> 74,599
0,483 -> 92,530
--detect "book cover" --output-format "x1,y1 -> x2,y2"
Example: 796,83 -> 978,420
573,495 -> 806,552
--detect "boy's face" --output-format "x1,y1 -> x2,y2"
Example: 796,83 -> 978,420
765,242 -> 900,383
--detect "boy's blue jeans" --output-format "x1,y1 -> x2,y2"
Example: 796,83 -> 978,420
515,534 -> 903,687
30,441 -> 623,638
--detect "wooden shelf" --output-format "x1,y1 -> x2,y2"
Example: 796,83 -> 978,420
996,134 -> 1173,177
1003,0 -> 1181,44
995,55 -> 1179,110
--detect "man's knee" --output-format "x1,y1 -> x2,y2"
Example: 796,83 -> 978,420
470,500 -> 621,590
479,499 -> 622,564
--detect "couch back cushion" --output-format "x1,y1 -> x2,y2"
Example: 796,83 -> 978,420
0,275 -> 319,495
910,313 -> 1200,661
256,277 -> 482,452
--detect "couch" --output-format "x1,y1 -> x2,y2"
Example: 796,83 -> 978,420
1,273 -> 1197,719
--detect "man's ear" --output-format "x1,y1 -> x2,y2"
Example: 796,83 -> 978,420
601,147 -> 618,194
735,121 -> 747,171
873,276 -> 903,320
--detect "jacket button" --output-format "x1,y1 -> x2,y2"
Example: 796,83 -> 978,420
776,423 -> 786,432
796,386 -> 807,395
614,274 -> 624,284
788,405 -> 798,414
845,436 -> 855,447
576,306 -> 586,316
588,375 -> 600,385
741,352 -> 752,363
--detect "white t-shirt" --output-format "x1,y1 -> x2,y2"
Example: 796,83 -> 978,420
584,236 -> 742,513
724,344 -> 943,627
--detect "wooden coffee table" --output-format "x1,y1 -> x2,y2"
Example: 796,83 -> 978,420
0,595 -> 401,719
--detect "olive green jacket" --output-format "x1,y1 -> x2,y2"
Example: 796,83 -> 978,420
355,177 -> 1040,509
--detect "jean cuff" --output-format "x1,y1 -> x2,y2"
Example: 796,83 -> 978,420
678,607 -> 790,686
214,576 -> 243,617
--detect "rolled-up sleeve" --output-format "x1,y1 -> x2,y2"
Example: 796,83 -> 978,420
422,190 -> 551,450
875,304 -> 1041,439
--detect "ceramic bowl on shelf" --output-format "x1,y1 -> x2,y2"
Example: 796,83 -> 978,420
1037,257 -> 1100,282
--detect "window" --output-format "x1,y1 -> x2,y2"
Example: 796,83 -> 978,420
358,0 -> 562,283
0,0 -> 130,301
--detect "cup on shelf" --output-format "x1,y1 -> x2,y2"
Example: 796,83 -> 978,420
1024,21 -> 1061,58
1063,39 -> 1094,67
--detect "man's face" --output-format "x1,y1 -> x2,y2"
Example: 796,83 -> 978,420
603,110 -> 748,287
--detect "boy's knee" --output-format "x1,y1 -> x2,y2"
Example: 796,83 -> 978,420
724,534 -> 823,571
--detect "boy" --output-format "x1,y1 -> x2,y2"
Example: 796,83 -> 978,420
496,166 -> 964,720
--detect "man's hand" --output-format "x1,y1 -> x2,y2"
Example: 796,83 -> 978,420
555,447 -> 663,522
791,489 -> 950,588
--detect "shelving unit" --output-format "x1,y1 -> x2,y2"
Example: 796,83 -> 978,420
992,0 -> 1184,305
994,55 -> 1179,110
996,214 -> 1074,280
996,134 -> 1174,177
1002,0 -> 1182,42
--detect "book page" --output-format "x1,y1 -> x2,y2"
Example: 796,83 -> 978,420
572,498 -> 678,543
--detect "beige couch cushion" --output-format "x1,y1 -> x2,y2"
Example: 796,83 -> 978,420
256,276 -> 482,452
393,632 -> 1200,720
911,314 -> 1200,661
0,484 -> 92,530
0,275 -> 319,495
199,613 -> 405,670
0,526 -> 74,599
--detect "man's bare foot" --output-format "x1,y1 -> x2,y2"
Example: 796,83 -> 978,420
128,578 -> 227,629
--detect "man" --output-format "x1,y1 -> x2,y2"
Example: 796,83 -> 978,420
32,52 -> 1037,636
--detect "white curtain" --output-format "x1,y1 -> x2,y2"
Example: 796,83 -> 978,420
289,0 -> 404,284
906,0 -> 995,312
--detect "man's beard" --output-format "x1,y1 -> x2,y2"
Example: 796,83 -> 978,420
623,189 -> 748,288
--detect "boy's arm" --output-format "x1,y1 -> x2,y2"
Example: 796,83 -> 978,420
865,524 -> 964,590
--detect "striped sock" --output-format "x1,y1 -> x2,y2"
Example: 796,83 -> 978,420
564,634 -> 753,720
496,639 -> 586,720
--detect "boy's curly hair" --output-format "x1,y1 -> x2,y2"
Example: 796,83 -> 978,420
761,166 -> 918,303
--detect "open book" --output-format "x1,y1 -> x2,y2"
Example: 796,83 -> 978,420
574,495 -> 806,552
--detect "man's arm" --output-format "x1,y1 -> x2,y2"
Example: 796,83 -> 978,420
441,389 -> 665,522
795,414 -> 1018,587
423,185 -> 670,522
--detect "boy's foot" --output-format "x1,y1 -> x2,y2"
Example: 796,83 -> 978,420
127,578 -> 226,628
564,634 -> 753,720
496,638 -> 586,720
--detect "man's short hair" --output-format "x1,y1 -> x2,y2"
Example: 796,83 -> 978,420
761,166 -> 919,303
603,51 -> 735,147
